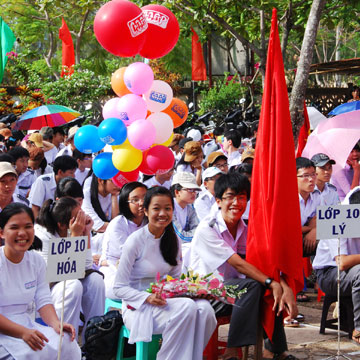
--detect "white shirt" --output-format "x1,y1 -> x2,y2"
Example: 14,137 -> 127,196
56,144 -> 72,158
194,190 -> 216,221
34,165 -> 53,178
315,183 -> 340,206
113,225 -> 182,309
190,210 -> 247,280
15,169 -> 36,198
75,168 -> 90,186
227,150 -> 242,168
101,215 -> 146,266
143,176 -> 171,190
44,146 -> 58,166
176,164 -> 196,175
28,172 -> 57,208
299,191 -> 321,226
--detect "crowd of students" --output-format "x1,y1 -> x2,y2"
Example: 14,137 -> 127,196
0,121 -> 359,359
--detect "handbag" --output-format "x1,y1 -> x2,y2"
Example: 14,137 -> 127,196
82,310 -> 124,360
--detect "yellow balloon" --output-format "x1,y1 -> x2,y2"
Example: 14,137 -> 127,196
112,138 -> 130,150
160,132 -> 174,147
112,144 -> 143,172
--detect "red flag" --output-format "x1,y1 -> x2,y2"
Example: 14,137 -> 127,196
246,9 -> 304,340
191,28 -> 207,81
296,101 -> 310,157
59,18 -> 75,77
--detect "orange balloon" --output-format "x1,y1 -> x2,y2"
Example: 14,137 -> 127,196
111,67 -> 132,97
163,98 -> 188,128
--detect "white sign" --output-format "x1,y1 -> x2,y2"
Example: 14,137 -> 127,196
316,204 -> 360,239
46,237 -> 87,283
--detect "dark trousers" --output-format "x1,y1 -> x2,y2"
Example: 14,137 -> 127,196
221,278 -> 287,353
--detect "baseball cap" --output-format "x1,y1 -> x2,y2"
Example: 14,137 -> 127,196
0,162 -> 17,178
202,167 -> 223,182
168,133 -> 184,148
184,141 -> 203,162
28,133 -> 44,148
172,172 -> 201,190
207,151 -> 227,167
311,153 -> 336,167
241,147 -> 255,162
186,129 -> 202,141
67,126 -> 79,141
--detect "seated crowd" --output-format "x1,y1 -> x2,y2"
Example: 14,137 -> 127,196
0,123 -> 359,359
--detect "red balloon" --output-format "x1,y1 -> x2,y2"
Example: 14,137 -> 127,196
112,169 -> 140,188
140,5 -> 179,59
146,145 -> 175,174
94,0 -> 148,57
138,150 -> 155,175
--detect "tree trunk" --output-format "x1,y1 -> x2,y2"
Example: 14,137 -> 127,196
335,23 -> 341,87
289,0 -> 326,144
280,0 -> 293,60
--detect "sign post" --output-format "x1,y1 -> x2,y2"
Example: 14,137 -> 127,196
46,236 -> 87,360
317,204 -> 360,360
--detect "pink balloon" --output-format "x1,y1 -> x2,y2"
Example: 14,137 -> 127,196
124,62 -> 154,95
112,169 -> 140,188
116,94 -> 148,126
102,97 -> 121,119
144,80 -> 173,112
127,119 -> 156,150
146,145 -> 175,174
147,112 -> 174,144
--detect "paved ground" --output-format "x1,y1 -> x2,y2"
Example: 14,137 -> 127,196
217,290 -> 360,359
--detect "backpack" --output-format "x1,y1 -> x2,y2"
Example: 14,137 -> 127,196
82,310 -> 124,360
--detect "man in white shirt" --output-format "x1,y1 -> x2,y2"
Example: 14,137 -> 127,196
313,187 -> 360,343
223,129 -> 242,169
56,126 -> 79,158
311,153 -> 339,206
29,155 -> 78,219
190,173 -> 297,360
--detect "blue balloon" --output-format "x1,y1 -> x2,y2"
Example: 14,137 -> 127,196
98,117 -> 127,145
92,152 -> 118,180
74,125 -> 105,154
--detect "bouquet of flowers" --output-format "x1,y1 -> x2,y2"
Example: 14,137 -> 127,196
147,270 -> 247,305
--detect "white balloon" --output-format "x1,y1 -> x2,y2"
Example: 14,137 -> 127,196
147,112 -> 174,144
144,80 -> 173,112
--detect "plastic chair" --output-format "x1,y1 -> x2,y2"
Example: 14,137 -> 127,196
105,297 -> 122,313
116,325 -> 161,360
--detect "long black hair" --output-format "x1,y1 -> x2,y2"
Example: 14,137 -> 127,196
37,197 -> 79,235
119,181 -> 147,220
143,186 -> 178,266
90,174 -> 108,222
55,177 -> 84,199
0,203 -> 34,228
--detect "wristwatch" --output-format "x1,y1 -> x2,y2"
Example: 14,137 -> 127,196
264,277 -> 273,289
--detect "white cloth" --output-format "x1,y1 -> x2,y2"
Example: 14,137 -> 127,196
34,165 -> 53,178
113,225 -> 216,359
100,215 -> 146,298
56,144 -> 72,158
28,172 -> 56,208
299,191 -> 321,226
15,169 -> 36,198
176,164 -> 197,176
313,238 -> 348,269
227,150 -> 242,168
0,248 -> 81,359
315,183 -> 340,206
75,168 -> 90,186
35,224 -> 105,339
143,176 -> 171,189
194,190 -> 216,221
190,210 -> 247,280
44,146 -> 58,166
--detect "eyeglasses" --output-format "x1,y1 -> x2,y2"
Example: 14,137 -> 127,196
181,188 -> 200,194
297,173 -> 316,180
215,163 -> 228,170
128,197 -> 145,205
222,194 -> 247,202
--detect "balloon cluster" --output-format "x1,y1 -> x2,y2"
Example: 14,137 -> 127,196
74,62 -> 189,185
94,0 -> 180,59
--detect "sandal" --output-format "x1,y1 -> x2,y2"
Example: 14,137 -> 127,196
273,354 -> 299,360
296,313 -> 305,322
296,291 -> 310,302
284,318 -> 299,328
352,329 -> 360,344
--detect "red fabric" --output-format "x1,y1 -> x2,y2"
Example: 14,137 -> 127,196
246,8 -> 304,340
59,18 -> 75,77
296,102 -> 310,157
303,257 -> 312,278
191,28 -> 207,81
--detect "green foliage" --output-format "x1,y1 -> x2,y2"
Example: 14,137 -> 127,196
197,75 -> 247,120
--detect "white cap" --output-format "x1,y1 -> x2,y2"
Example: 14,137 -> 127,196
172,172 -> 201,190
202,167 -> 223,182
187,129 -> 202,141
0,162 -> 17,178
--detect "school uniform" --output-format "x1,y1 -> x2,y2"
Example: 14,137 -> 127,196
227,150 -> 242,168
190,210 -> 288,352
113,225 -> 216,360
194,190 -> 216,221
34,164 -> 53,178
315,183 -> 340,206
299,190 -> 321,226
56,144 -> 72,158
143,177 -> 171,190
28,172 -> 57,208
75,168 -> 90,186
15,168 -> 37,198
35,224 -> 105,340
0,248 -> 81,359
99,215 -> 146,299
44,146 -> 58,166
